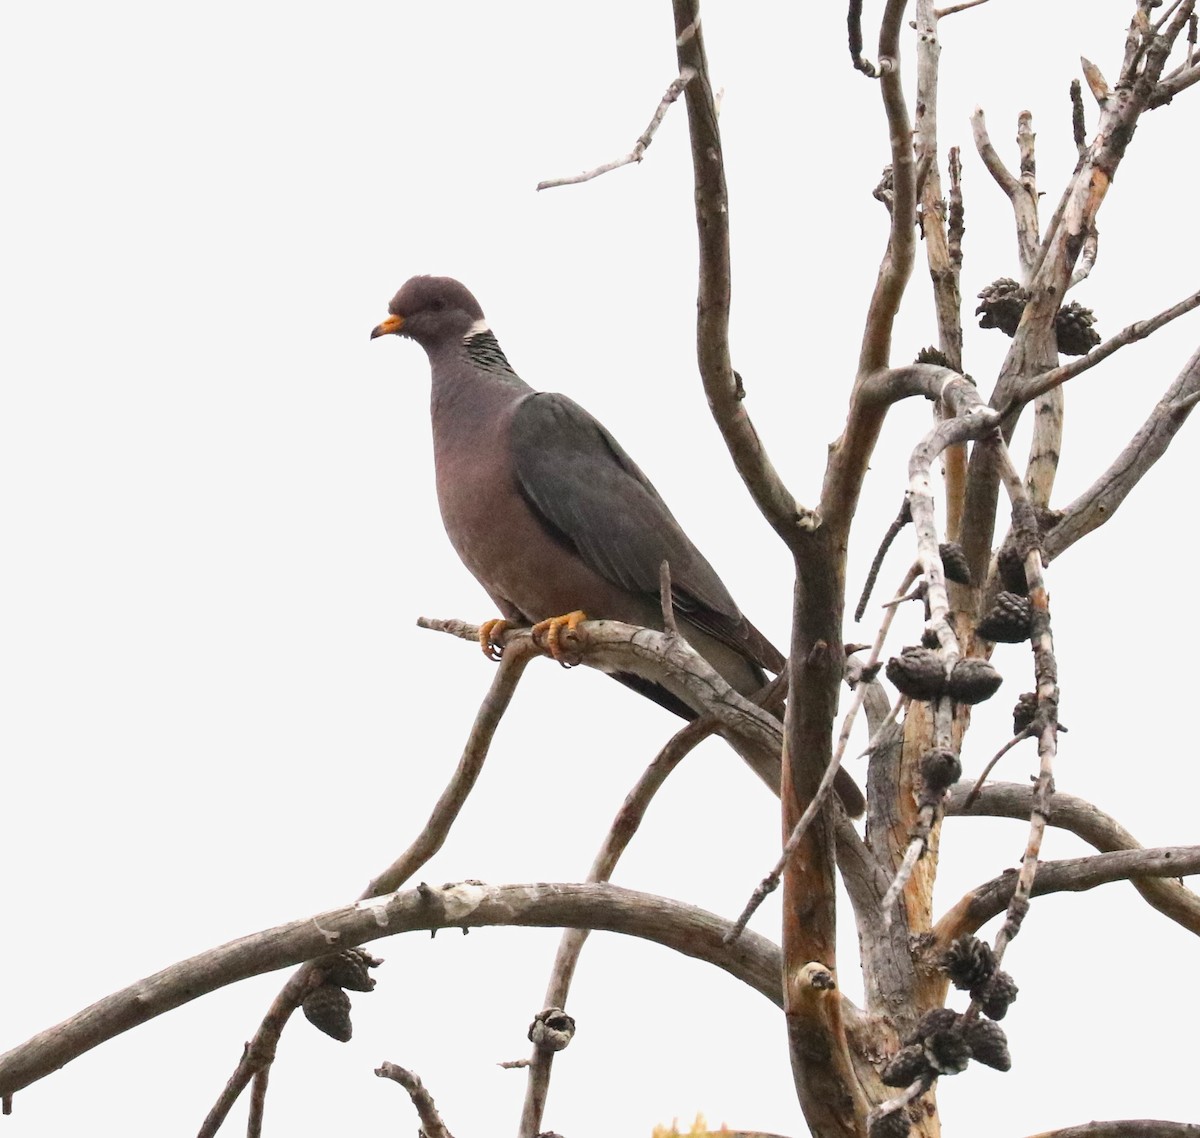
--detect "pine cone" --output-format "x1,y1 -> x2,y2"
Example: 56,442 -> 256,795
870,1108 -> 913,1138
979,970 -> 1019,1020
1055,300 -> 1101,355
965,1018 -> 1012,1071
976,592 -> 1033,643
528,1007 -> 576,1052
939,542 -> 971,585
880,1044 -> 931,1087
946,658 -> 1003,705
317,947 -> 381,993
920,749 -> 963,795
941,936 -> 996,991
886,647 -> 946,700
302,983 -> 353,1042
976,278 -> 1029,335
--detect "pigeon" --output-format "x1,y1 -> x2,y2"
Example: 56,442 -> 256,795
372,276 -> 863,815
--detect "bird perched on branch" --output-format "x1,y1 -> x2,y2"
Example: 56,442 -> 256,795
371,275 -> 862,815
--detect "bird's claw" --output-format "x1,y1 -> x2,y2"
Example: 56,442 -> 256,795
479,619 -> 510,662
531,610 -> 587,668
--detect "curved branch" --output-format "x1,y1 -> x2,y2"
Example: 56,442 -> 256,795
0,882 -> 785,1102
946,782 -> 1200,936
671,0 -> 813,544
198,639 -> 541,1137
932,846 -> 1200,944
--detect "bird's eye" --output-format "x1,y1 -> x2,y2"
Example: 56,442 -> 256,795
430,298 -> 446,311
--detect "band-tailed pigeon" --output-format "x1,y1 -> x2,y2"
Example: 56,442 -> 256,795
371,276 -> 862,815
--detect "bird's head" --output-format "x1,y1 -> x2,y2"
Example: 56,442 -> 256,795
370,276 -> 487,352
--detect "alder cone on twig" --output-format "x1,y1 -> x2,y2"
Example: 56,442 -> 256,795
302,983 -> 353,1042
976,591 -> 1033,643
946,658 -> 1003,704
886,647 -> 946,700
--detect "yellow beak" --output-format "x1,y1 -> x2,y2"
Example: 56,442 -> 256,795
370,313 -> 405,340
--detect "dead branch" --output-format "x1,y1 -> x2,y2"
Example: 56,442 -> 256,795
518,716 -> 715,1138
1022,1121 -> 1200,1138
961,729 -> 1034,807
0,881 -> 788,1103
1044,345 -> 1200,562
854,498 -> 912,621
988,449 -> 1060,966
420,614 -> 787,789
1010,288 -> 1200,406
376,1062 -> 454,1138
932,846 -> 1200,942
536,67 -> 697,191
947,782 -> 1200,937
848,0 -> 879,76
856,0 -> 917,380
970,108 -> 1040,276
961,5 -> 1194,591
671,2 -> 816,546
196,638 -> 541,1137
934,0 -> 990,16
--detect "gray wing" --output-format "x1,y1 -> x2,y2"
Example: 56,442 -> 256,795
510,392 -> 781,671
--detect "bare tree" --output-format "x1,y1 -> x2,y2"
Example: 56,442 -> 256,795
2,3 -> 1198,1137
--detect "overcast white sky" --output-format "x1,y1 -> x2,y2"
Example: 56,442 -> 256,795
2,2 -> 1197,1136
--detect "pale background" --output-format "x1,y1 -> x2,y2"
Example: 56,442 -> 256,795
2,2 -> 1197,1135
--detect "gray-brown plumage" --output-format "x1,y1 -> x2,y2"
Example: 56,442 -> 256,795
372,276 -> 862,814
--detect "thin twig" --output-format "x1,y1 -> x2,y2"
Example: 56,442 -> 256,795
854,499 -> 912,621
934,0 -> 990,16
962,729 -> 1034,808
536,68 -> 697,191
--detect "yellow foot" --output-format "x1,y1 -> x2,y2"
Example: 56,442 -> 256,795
531,610 -> 587,667
479,618 -> 511,662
